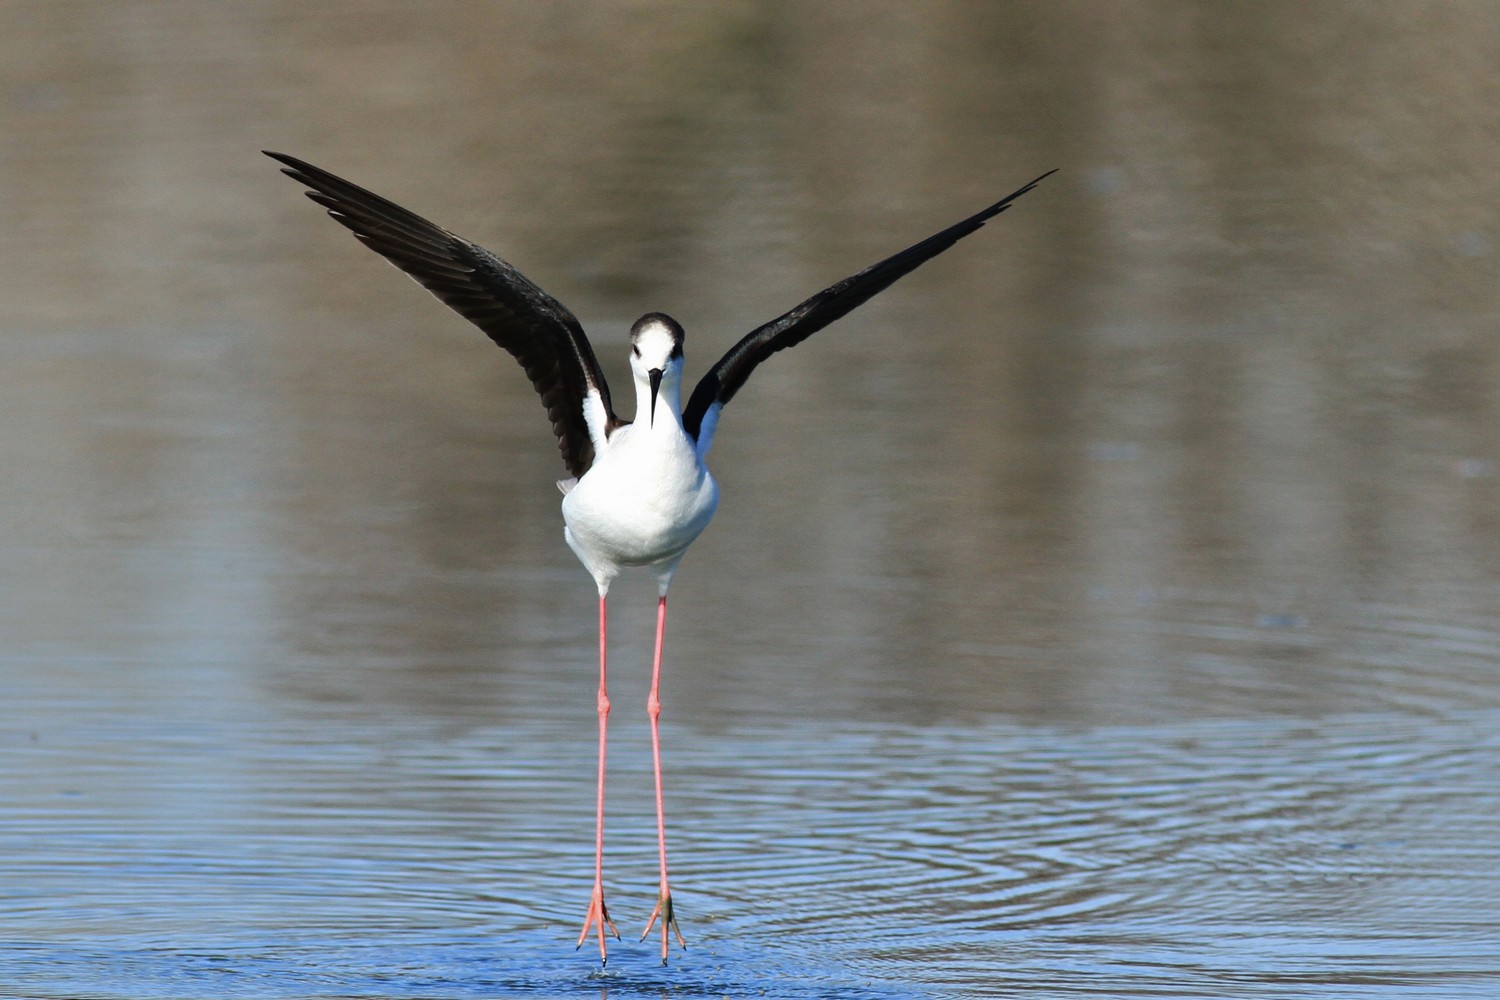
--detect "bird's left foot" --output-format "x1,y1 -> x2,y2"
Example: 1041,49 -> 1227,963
640,889 -> 686,964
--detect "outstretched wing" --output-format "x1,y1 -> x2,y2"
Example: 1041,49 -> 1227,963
682,169 -> 1056,453
266,151 -> 621,479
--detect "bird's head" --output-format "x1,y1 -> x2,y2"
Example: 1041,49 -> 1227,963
629,312 -> 686,426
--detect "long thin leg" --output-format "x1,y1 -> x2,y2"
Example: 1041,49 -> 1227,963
641,595 -> 686,963
577,594 -> 618,962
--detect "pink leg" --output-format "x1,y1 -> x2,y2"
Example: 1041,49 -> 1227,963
577,594 -> 618,962
641,595 -> 686,963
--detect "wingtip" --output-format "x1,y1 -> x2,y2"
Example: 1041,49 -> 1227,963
1018,167 -> 1060,192
264,150 -> 310,179
977,166 -> 1059,220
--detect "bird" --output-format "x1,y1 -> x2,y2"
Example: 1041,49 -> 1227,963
266,150 -> 1053,965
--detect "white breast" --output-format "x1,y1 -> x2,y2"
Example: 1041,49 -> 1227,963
560,422 -> 719,579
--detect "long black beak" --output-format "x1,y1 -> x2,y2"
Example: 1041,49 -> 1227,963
648,368 -> 663,427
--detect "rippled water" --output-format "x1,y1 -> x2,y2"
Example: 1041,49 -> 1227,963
5,3 -> 1500,998
8,688 -> 1500,1000
8,578 -> 1500,997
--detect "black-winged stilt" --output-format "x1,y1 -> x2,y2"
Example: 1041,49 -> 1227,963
267,151 -> 1052,964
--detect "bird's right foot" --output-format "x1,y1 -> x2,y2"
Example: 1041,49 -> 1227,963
576,886 -> 619,964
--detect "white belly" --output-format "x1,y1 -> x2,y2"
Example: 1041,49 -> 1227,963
560,429 -> 719,583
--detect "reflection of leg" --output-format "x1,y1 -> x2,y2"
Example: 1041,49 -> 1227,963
641,595 -> 686,963
577,594 -> 618,962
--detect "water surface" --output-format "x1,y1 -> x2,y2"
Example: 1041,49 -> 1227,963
4,3 -> 1500,998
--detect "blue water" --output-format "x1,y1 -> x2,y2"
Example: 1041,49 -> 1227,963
6,641 -> 1500,997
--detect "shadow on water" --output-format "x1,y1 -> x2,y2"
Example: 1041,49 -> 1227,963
4,2 -> 1500,998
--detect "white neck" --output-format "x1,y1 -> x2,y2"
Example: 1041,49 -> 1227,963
633,367 -> 684,431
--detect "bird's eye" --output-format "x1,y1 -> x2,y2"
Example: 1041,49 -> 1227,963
632,346 -> 641,358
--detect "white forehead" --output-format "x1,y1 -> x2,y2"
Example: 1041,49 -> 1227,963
632,319 -> 681,359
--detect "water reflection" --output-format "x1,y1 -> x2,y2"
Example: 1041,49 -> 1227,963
3,2 -> 1500,997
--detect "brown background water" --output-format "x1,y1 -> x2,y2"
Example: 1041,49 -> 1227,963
3,3 -> 1499,997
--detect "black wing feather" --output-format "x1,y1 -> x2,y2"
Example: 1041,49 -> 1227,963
266,151 -> 619,478
682,169 -> 1056,442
